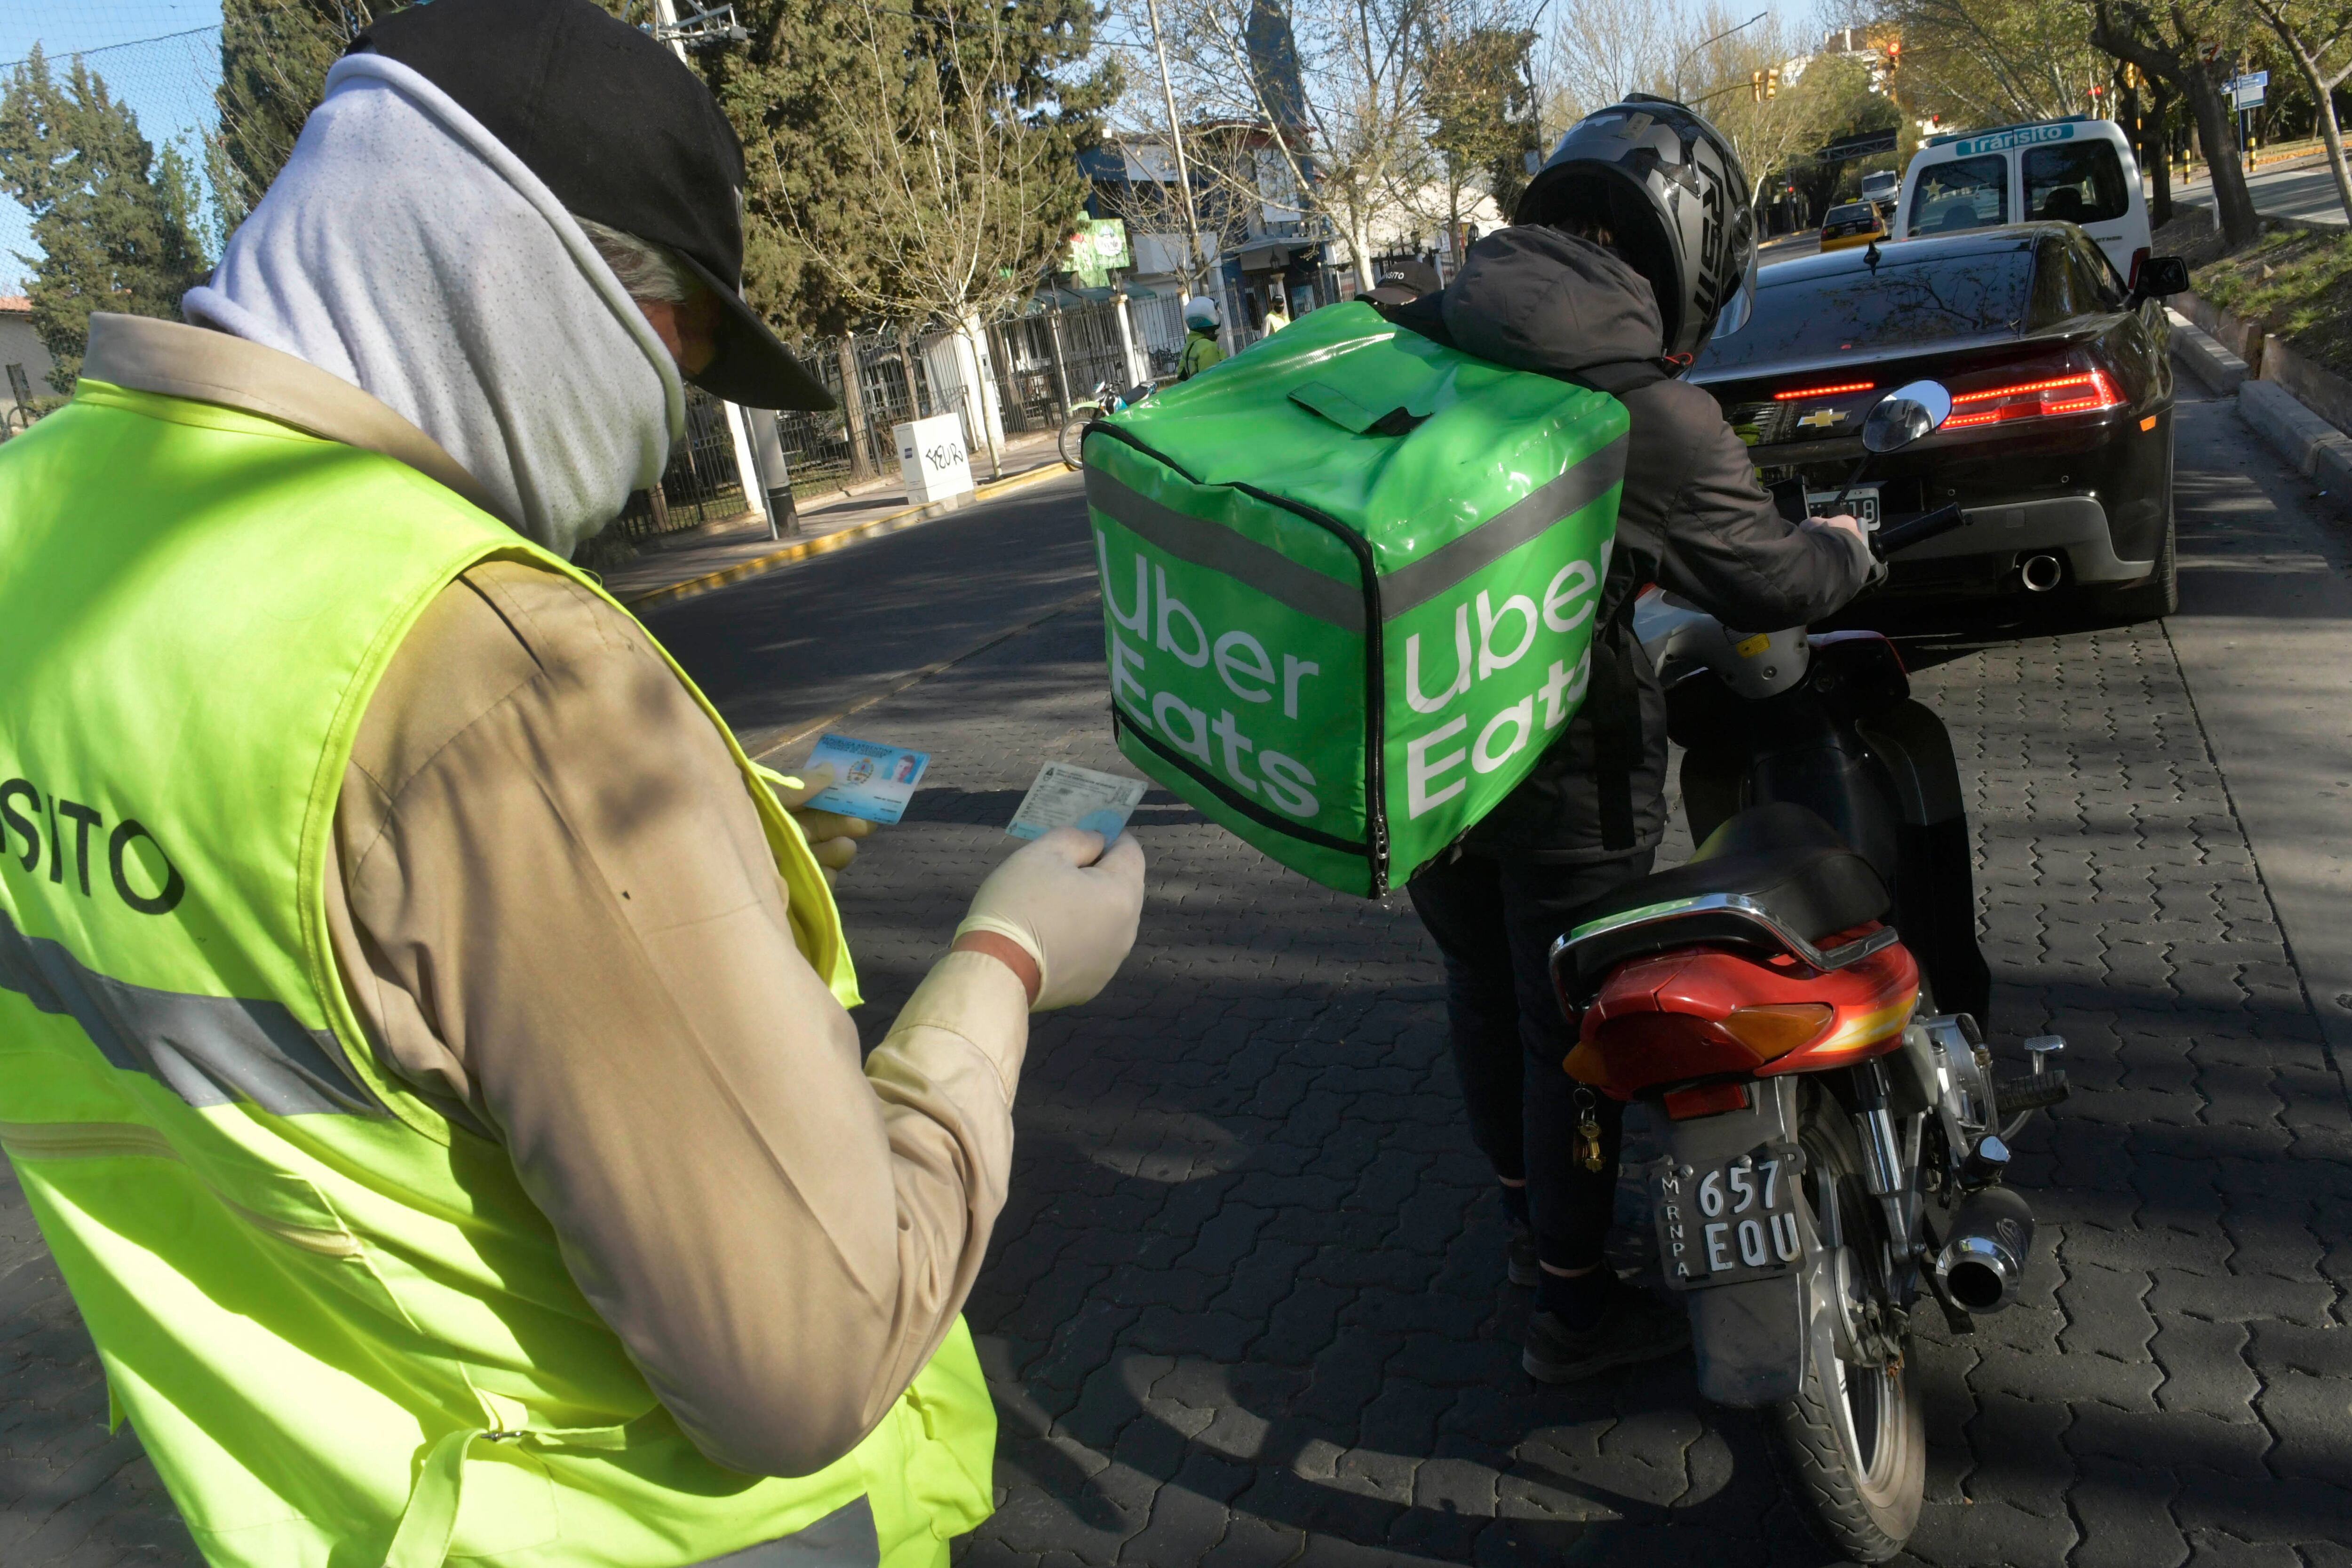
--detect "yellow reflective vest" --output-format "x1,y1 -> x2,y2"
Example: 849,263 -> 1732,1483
0,379 -> 994,1567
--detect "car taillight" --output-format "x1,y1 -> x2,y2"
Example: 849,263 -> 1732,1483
1943,367 -> 2124,430
2128,247 -> 2150,289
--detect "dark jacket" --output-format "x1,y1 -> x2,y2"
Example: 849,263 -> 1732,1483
1395,226 -> 1876,863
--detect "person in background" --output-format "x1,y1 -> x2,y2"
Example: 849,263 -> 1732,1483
1178,294 -> 1225,379
0,0 -> 1145,1562
1261,286 -> 1292,334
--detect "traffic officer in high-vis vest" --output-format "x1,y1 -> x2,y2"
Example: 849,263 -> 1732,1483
0,1 -> 1145,1563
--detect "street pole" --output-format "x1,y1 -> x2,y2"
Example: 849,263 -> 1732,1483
1143,0 -> 1208,301
653,0 -> 778,539
1672,11 -> 1766,103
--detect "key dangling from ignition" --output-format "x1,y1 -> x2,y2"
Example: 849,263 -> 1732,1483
1573,1087 -> 1605,1174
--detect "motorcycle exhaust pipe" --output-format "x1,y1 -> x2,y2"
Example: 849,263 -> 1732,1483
2018,553 -> 2064,593
1935,1186 -> 2036,1313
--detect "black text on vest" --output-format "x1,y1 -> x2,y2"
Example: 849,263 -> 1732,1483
0,777 -> 185,915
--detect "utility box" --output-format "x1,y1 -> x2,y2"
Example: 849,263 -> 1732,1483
894,413 -> 975,505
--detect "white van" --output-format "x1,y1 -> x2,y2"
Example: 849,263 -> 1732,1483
1894,117 -> 2152,287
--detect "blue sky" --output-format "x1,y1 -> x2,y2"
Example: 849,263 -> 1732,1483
0,1 -> 225,294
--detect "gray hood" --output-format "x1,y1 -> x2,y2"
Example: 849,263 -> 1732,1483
1438,226 -> 1666,375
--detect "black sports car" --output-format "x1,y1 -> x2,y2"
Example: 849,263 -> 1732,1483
1693,223 -> 2187,617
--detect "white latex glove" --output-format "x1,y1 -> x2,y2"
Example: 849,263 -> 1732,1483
756,763 -> 875,884
954,827 -> 1145,1011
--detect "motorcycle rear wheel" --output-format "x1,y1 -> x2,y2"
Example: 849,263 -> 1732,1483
1770,1083 -> 1926,1562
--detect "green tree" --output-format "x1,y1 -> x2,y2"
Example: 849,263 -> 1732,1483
1421,14 -> 1543,227
214,1 -> 409,232
0,48 -> 212,393
705,0 -> 1113,336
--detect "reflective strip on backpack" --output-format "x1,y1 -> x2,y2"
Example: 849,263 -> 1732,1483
1379,433 -> 1629,618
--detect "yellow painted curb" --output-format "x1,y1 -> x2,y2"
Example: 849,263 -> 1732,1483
623,460 -> 1079,610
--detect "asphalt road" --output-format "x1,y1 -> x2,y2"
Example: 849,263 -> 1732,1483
639,470 -> 1096,760
2181,159 -> 2349,228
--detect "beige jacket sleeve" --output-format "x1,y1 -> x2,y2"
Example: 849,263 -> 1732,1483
322,558 -> 1027,1477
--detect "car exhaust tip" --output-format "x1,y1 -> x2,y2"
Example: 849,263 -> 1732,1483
1936,1186 -> 2035,1312
2019,553 -> 2065,593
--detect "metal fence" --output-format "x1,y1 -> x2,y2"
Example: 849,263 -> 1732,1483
770,330 -> 945,500
621,297 -> 1160,534
982,298 -> 1144,433
1128,294 -> 1188,382
1049,302 -> 1136,405
987,315 -> 1063,434
613,385 -> 746,540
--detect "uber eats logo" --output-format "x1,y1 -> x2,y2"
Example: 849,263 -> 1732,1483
1100,534 -> 1326,819
1097,524 -> 1605,832
0,775 -> 185,915
1397,559 -> 1598,820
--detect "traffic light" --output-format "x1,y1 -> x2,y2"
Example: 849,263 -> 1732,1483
1766,67 -> 1780,99
1752,69 -> 1765,103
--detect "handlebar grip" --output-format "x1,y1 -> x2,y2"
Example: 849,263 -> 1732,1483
1873,502 -> 1967,558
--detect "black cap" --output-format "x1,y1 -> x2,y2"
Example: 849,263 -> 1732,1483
356,0 -> 833,411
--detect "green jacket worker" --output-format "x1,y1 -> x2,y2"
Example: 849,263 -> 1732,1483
1177,294 -> 1225,379
0,2 -> 1145,1565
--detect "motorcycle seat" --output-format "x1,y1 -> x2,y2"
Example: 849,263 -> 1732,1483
1552,804 -> 1893,996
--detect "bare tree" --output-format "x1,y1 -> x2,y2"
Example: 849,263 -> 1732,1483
1157,0 -> 1438,279
1541,0 -> 1854,207
1542,0 -> 1674,123
774,0 -> 1083,468
1877,0 -> 2112,126
2248,0 -> 2352,224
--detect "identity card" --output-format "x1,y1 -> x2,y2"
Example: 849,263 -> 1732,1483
801,733 -> 930,825
1007,762 -> 1148,841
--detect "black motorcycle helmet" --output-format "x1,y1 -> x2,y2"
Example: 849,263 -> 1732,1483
1514,93 -> 1757,360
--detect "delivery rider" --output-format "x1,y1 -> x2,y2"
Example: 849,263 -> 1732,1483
0,1 -> 1144,1563
1385,99 -> 1877,1383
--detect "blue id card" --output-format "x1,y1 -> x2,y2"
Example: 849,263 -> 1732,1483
802,734 -> 930,824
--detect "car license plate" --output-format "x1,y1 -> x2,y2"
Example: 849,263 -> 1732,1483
1653,1142 -> 1806,1291
1807,486 -> 1880,526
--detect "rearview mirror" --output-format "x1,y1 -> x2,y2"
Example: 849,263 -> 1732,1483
2133,255 -> 2191,300
1861,380 -> 1954,454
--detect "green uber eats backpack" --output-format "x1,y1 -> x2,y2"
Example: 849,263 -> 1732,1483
1083,299 -> 1630,897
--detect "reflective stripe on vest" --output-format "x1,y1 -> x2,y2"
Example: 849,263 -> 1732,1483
0,382 -> 987,1568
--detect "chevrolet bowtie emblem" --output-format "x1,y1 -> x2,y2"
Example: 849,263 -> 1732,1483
1797,408 -> 1845,430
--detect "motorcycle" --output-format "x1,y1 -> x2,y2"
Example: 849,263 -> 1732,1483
1546,381 -> 2070,1562
1058,377 -> 1158,469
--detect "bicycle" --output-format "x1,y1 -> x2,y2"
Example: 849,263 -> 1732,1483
1058,377 -> 1158,469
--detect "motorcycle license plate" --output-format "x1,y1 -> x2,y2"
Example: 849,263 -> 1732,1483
1653,1143 -> 1806,1291
1806,486 -> 1880,527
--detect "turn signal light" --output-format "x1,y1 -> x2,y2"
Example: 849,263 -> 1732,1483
1721,1003 -> 1835,1057
1944,368 -> 2123,429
